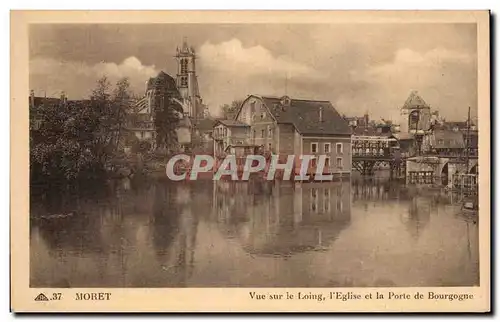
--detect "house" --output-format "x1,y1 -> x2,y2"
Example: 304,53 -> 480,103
213,119 -> 252,157
191,117 -> 217,154
392,132 -> 416,158
423,129 -> 465,157
215,95 -> 352,176
344,114 -> 370,129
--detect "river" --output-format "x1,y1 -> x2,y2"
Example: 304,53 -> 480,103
30,176 -> 479,288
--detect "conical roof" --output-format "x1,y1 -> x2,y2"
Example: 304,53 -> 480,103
402,91 -> 430,110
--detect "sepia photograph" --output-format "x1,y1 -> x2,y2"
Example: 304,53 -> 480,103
11,10 -> 490,312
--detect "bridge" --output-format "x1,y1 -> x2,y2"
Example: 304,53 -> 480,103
351,136 -> 404,177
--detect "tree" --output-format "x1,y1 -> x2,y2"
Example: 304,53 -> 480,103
30,76 -> 134,183
112,77 -> 132,148
149,74 -> 182,153
220,99 -> 243,119
153,94 -> 180,151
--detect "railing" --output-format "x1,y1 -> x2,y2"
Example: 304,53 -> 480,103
451,174 -> 478,191
352,137 -> 398,159
352,148 -> 396,158
407,171 -> 435,184
213,135 -> 250,145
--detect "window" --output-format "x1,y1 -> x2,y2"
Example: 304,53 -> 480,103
336,143 -> 343,154
261,129 -> 265,138
180,76 -> 188,87
311,157 -> 317,168
268,143 -> 272,151
253,130 -> 256,139
324,143 -> 331,153
336,157 -> 343,169
180,59 -> 188,74
261,112 -> 266,119
325,157 -> 330,168
141,131 -> 145,139
268,126 -> 272,138
311,142 -> 318,153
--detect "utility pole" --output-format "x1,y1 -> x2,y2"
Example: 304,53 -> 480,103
414,110 -> 421,156
465,106 -> 471,172
284,73 -> 288,96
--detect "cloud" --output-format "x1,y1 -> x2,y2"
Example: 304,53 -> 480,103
337,47 -> 477,121
199,38 -> 323,79
369,48 -> 472,75
197,38 -> 330,116
29,56 -> 158,98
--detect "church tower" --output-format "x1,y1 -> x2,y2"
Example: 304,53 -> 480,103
175,38 -> 203,120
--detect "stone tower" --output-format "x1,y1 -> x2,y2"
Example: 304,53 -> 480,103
400,90 -> 432,134
175,38 -> 203,120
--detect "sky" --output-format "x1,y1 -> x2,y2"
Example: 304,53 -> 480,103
29,23 -> 477,121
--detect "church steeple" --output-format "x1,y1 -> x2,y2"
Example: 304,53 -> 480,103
175,38 -> 202,120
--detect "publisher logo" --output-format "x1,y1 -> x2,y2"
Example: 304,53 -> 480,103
34,293 -> 49,301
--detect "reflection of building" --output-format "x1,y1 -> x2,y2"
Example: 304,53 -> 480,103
212,181 -> 351,256
401,195 -> 431,240
351,178 -> 404,201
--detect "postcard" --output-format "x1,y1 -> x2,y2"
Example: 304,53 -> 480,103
10,10 -> 490,312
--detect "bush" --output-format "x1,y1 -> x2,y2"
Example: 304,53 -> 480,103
131,140 -> 152,154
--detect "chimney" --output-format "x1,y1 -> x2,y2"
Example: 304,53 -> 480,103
364,113 -> 369,126
319,106 -> 323,122
29,90 -> 35,108
60,91 -> 67,104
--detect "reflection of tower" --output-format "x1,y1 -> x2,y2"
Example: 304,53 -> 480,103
175,38 -> 203,120
151,183 -> 198,286
402,196 -> 431,240
174,185 -> 198,285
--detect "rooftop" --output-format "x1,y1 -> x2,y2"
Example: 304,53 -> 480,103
257,95 -> 351,136
433,129 -> 465,149
216,119 -> 250,127
402,91 -> 430,110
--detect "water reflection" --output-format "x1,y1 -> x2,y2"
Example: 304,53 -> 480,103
212,181 -> 351,256
30,177 -> 479,287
